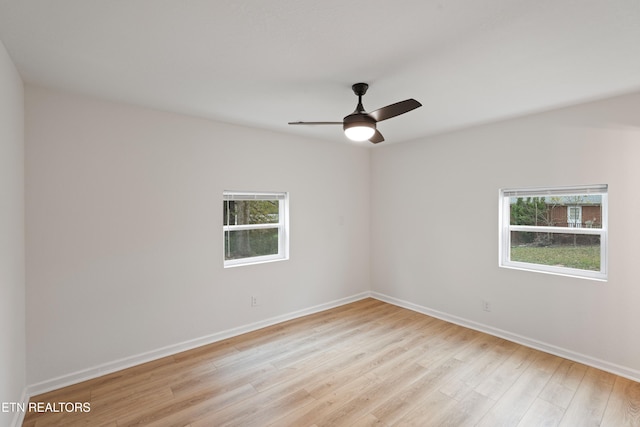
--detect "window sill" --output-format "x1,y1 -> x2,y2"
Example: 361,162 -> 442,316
224,256 -> 289,269
499,262 -> 607,282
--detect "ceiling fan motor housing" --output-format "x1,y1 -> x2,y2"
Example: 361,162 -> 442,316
343,112 -> 376,132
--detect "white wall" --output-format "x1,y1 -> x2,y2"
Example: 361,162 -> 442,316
371,91 -> 640,378
0,41 -> 25,427
25,86 -> 370,387
23,82 -> 640,391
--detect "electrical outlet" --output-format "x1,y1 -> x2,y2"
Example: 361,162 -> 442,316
482,300 -> 491,312
251,295 -> 259,307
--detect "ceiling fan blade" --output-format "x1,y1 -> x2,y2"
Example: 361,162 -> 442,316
369,130 -> 385,144
369,99 -> 422,122
288,121 -> 343,125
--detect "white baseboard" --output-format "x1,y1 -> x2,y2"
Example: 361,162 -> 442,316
370,291 -> 640,383
27,292 -> 371,397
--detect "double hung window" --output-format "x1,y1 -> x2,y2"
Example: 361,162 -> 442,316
499,185 -> 608,280
223,191 -> 289,267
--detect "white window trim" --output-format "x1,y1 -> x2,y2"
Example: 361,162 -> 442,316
499,185 -> 608,281
223,191 -> 289,268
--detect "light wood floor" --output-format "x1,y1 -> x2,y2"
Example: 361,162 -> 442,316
23,298 -> 640,426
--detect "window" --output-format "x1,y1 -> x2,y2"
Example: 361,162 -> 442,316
499,185 -> 608,280
223,191 -> 289,267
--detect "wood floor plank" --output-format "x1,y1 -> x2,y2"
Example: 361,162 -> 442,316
538,358 -> 587,409
21,298 -> 640,427
394,390 -> 455,426
350,413 -> 385,427
371,356 -> 467,425
600,375 -> 640,426
303,344 -> 408,399
138,383 -> 257,427
203,387 -> 316,427
468,349 -> 562,426
450,389 -> 498,426
559,367 -> 616,426
266,372 -> 380,426
473,345 -> 538,401
75,386 -> 174,427
518,398 -> 565,427
314,358 -> 429,426
457,338 -> 520,390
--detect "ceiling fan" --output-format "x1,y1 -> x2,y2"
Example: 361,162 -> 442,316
288,83 -> 422,144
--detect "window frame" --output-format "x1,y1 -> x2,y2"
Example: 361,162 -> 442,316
223,191 -> 289,268
499,185 -> 608,281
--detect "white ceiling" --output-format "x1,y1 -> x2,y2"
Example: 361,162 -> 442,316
1,0 -> 639,145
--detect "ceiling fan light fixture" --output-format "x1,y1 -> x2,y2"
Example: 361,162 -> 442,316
343,114 -> 376,141
344,122 -> 375,141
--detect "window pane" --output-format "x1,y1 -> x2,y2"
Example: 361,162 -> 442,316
509,195 -> 602,228
224,228 -> 279,260
223,200 -> 279,226
510,231 -> 600,271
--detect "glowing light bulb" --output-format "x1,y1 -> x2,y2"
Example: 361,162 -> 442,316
344,124 -> 375,141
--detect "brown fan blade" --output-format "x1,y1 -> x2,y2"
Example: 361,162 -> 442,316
369,130 -> 385,144
369,99 -> 421,122
288,121 -> 343,125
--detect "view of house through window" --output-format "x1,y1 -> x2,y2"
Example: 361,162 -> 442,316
223,191 -> 289,267
499,185 -> 608,280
